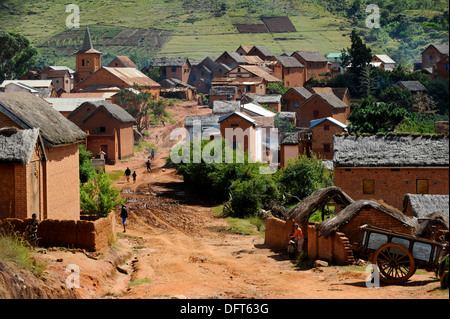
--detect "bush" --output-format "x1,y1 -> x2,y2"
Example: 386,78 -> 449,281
80,170 -> 125,219
79,145 -> 95,184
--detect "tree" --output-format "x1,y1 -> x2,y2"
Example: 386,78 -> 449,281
79,145 -> 95,184
80,170 -> 125,219
0,31 -> 38,83
266,81 -> 290,95
341,29 -> 372,77
347,97 -> 408,133
378,85 -> 414,111
358,65 -> 376,97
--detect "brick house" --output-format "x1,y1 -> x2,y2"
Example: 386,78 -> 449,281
236,45 -> 253,56
279,132 -> 299,167
308,117 -> 347,160
68,100 -> 136,164
246,46 -> 275,61
211,77 -> 267,97
371,54 -> 396,71
291,51 -> 329,80
333,134 -> 449,211
147,57 -> 191,83
0,80 -> 56,98
272,56 -> 306,87
107,56 -> 138,69
281,87 -> 312,113
243,94 -> 282,113
188,56 -> 219,94
73,66 -> 160,100
421,44 -> 449,71
294,92 -> 350,128
225,65 -> 280,84
208,86 -> 238,107
433,54 -> 449,79
215,51 -> 247,69
0,92 -> 86,221
310,87 -> 351,106
403,194 -> 449,219
40,66 -> 75,93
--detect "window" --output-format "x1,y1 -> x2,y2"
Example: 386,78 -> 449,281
324,124 -> 330,131
82,59 -> 85,66
294,102 -> 299,108
416,179 -> 429,194
363,180 -> 375,195
86,59 -> 90,66
313,110 -> 319,119
323,144 -> 331,153
94,127 -> 106,134
231,124 -> 239,128
171,67 -> 176,72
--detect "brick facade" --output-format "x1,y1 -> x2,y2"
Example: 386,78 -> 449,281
310,120 -> 346,160
334,167 -> 449,211
296,95 -> 349,128
219,113 -> 256,156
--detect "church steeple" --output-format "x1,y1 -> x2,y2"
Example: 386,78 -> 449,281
74,27 -> 102,85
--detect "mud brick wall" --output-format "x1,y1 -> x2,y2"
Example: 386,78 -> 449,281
264,217 -> 295,249
307,224 -> 354,265
0,213 -> 116,252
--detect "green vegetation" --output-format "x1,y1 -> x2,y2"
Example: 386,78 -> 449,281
79,145 -> 96,184
107,170 -> 125,181
0,228 -> 44,275
80,171 -> 125,219
127,278 -> 152,287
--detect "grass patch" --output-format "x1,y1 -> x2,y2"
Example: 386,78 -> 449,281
0,229 -> 45,276
225,216 -> 265,238
128,278 -> 152,287
134,141 -> 157,153
108,170 -> 124,181
210,205 -> 224,215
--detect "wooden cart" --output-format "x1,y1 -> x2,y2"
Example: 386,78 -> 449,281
358,224 -> 448,284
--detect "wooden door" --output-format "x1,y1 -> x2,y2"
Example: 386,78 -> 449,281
0,165 -> 15,219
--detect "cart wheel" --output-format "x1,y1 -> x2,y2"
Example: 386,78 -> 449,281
372,243 -> 416,285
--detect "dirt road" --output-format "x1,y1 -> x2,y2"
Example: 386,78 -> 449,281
98,101 -> 446,300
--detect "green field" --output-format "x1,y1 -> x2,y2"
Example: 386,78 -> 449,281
0,0 -> 448,69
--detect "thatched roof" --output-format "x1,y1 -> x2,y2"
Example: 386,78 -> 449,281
288,186 -> 355,222
275,56 -> 304,68
403,194 -> 449,219
209,86 -> 237,96
81,101 -> 136,124
293,51 -> 327,62
415,212 -> 449,238
184,113 -> 219,127
280,132 -> 299,145
333,134 -> 449,167
316,200 -> 418,238
0,127 -> 40,165
150,56 -> 189,67
0,92 -> 86,147
212,100 -> 240,114
397,81 -> 426,92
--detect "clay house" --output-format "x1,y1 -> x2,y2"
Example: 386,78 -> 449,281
333,134 -> 449,211
211,77 -> 267,97
107,56 -> 138,69
184,113 -> 220,141
74,27 -> 102,85
208,86 -> 238,107
421,44 -> 449,73
39,66 -> 75,93
225,65 -> 280,85
211,62 -> 233,79
215,51 -> 247,69
246,46 -> 275,62
279,132 -> 299,167
293,92 -> 350,128
432,54 -> 449,79
396,80 -> 427,95
188,56 -> 218,94
243,94 -> 282,113
371,54 -> 396,71
159,78 -> 197,100
308,117 -> 347,160
0,80 -> 56,98
326,53 -> 343,75
281,87 -> 313,113
74,66 -> 160,100
219,111 -> 261,161
236,45 -> 253,56
147,57 -> 191,83
310,87 -> 351,106
0,92 -> 86,221
271,56 -> 306,87
44,97 -> 106,118
291,51 -> 329,80
68,100 -> 136,164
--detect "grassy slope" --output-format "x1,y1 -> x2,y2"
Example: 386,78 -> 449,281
0,0 -> 447,68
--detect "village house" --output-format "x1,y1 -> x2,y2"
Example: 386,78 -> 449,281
420,44 -> 449,74
310,87 -> 351,106
208,86 -> 238,107
243,93 -> 282,113
0,92 -> 86,221
39,66 -> 75,93
212,100 -> 241,116
291,92 -> 350,128
291,51 -> 329,80
107,56 -> 138,69
211,77 -> 267,97
246,46 -> 275,62
333,134 -> 449,211
396,80 -> 427,95
281,87 -> 313,113
433,53 -> 449,79
188,56 -> 218,94
326,53 -> 343,75
236,45 -> 253,56
307,117 -> 347,160
0,80 -> 56,98
68,100 -> 136,164
279,132 -> 299,168
44,97 -> 106,118
146,56 -> 191,83
371,54 -> 396,71
271,56 -> 306,87
159,78 -> 197,100
184,113 -> 220,141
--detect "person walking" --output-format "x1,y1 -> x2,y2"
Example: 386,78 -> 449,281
291,223 -> 304,255
120,204 -> 129,233
132,171 -> 137,184
125,167 -> 131,182
151,148 -> 155,160
28,213 -> 39,247
146,160 -> 152,173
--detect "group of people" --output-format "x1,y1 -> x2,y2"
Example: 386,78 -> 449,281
124,149 -> 156,184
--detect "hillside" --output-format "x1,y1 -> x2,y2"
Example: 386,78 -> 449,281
0,0 -> 448,69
